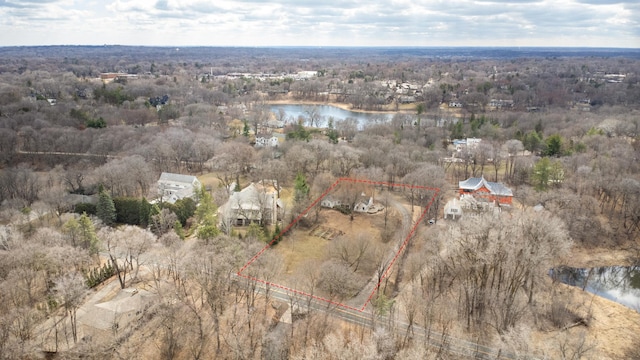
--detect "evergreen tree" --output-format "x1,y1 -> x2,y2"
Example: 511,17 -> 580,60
246,222 -> 266,241
272,223 -> 282,244
97,190 -> 116,226
544,134 -> 564,157
450,121 -> 464,139
242,119 -> 250,137
78,213 -> 99,255
174,220 -> 185,240
523,131 -> 542,153
195,186 -> 220,244
532,157 -> 563,191
294,172 -> 310,203
532,157 -> 551,191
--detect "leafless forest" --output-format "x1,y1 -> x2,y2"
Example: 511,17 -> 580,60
0,46 -> 639,359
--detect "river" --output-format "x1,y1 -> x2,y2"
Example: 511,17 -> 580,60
550,266 -> 640,311
268,104 -> 394,129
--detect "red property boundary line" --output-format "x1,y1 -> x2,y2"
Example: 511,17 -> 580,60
237,177 -> 440,313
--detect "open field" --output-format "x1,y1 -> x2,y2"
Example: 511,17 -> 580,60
273,208 -> 392,277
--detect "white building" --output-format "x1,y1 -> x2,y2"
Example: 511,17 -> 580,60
444,198 -> 463,220
157,173 -> 202,204
255,136 -> 280,148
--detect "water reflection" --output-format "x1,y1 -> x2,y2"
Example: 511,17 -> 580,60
269,104 -> 393,129
550,266 -> 640,311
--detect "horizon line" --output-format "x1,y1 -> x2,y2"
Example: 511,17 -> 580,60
1,44 -> 639,50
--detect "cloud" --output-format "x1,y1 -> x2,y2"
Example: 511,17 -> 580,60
0,0 -> 637,47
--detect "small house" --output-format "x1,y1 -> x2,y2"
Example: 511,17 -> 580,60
354,197 -> 374,213
444,198 -> 463,220
321,196 -> 342,209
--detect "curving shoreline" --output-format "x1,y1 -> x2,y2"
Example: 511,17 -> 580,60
264,99 -> 412,115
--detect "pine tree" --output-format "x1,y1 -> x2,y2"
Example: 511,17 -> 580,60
195,186 -> 220,244
97,190 -> 116,226
242,119 -> 250,137
78,213 -> 99,255
294,172 -> 310,203
174,220 -> 185,240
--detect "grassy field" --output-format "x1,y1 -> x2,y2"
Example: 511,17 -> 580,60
271,208 -> 396,279
274,231 -> 330,274
197,172 -> 223,189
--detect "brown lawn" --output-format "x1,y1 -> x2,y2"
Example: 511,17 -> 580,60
272,207 -> 399,281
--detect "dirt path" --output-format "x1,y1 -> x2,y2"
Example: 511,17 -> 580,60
345,194 -> 413,309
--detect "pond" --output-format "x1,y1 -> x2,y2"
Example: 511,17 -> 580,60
550,266 -> 640,311
268,104 -> 394,129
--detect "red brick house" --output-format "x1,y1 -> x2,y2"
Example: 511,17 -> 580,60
458,176 -> 513,205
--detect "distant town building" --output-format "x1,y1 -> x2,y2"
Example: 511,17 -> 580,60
100,73 -> 138,83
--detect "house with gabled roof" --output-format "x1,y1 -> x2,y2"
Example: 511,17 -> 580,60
157,172 -> 202,204
458,176 -> 513,206
218,182 -> 278,227
444,198 -> 463,220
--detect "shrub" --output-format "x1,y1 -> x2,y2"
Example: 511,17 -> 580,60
113,197 -> 152,226
74,202 -> 96,215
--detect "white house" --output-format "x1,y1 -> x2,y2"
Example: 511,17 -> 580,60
255,136 -> 280,148
321,196 -> 342,209
296,71 -> 318,79
354,197 -> 374,213
157,172 -> 202,204
444,198 -> 463,220
452,138 -> 482,153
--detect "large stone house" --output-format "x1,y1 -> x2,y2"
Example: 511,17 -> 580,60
157,172 -> 202,204
458,176 -> 513,206
218,183 -> 278,227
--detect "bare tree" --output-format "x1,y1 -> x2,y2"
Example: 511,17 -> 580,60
92,155 -> 155,197
504,139 -> 524,181
0,166 -> 40,206
328,234 -> 372,273
53,272 -> 87,343
304,105 -> 322,127
100,226 -> 154,289
150,208 -> 178,236
402,164 -> 446,222
317,259 -> 363,300
330,145 -> 362,177
472,141 -> 494,177
437,210 -> 571,332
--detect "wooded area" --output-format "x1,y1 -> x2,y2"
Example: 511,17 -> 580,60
0,46 -> 639,359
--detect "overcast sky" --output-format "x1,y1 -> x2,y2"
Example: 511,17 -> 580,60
0,0 -> 638,48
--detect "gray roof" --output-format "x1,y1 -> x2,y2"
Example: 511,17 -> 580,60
229,183 -> 263,211
459,176 -> 513,197
159,172 -> 199,185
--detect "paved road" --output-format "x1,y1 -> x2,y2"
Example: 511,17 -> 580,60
239,276 -> 529,360
17,150 -> 118,158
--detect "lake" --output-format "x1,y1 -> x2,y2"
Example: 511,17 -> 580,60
268,104 -> 394,129
550,266 -> 640,311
